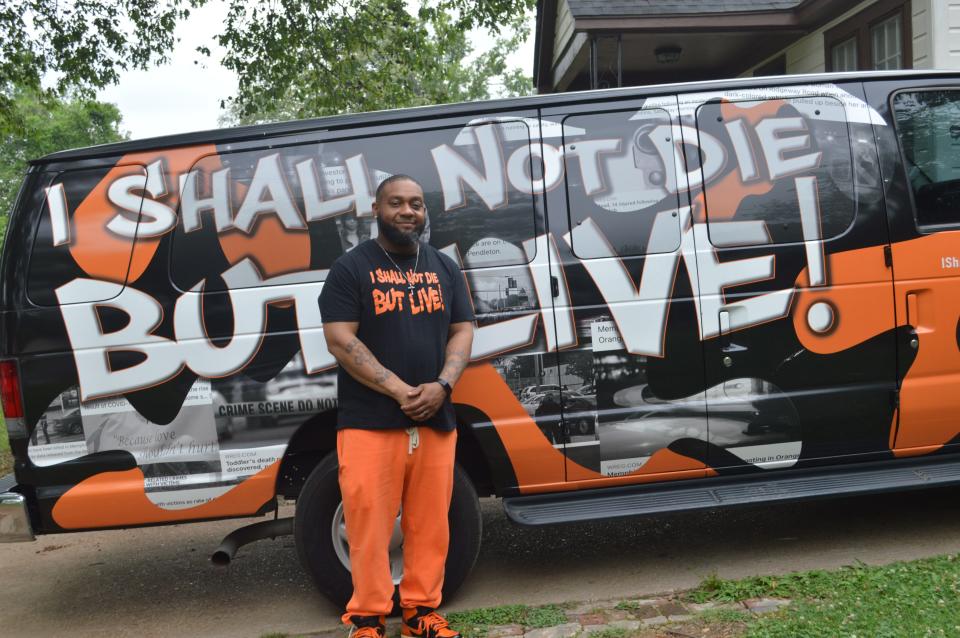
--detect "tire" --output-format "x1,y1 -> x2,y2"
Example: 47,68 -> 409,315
575,418 -> 592,436
294,450 -> 482,611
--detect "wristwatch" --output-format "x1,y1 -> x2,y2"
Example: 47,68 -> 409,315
435,378 -> 453,396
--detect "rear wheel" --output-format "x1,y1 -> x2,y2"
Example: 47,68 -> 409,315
293,450 -> 482,611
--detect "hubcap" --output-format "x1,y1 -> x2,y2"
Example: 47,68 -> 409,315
331,502 -> 405,584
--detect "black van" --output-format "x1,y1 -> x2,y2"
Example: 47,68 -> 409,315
2,70 -> 960,608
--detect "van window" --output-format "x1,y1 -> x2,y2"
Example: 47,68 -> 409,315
170,121 -> 537,292
695,96 -> 855,247
562,108 -> 682,259
28,166 -> 146,306
892,89 -> 960,228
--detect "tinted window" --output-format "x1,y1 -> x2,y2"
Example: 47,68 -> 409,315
563,108 -> 682,258
170,120 -> 537,292
892,89 -> 960,228
28,166 -> 146,305
696,96 -> 855,247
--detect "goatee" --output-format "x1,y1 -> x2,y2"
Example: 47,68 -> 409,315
377,216 -> 424,247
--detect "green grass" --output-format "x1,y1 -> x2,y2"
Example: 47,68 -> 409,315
687,555 -> 960,637
0,413 -> 11,476
447,604 -> 567,638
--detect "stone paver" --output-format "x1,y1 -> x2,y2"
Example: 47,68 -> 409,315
577,614 -> 605,626
580,624 -> 609,634
641,615 -> 668,626
522,623 -> 581,638
630,605 -> 663,620
655,601 -> 688,618
486,624 -> 525,637
686,601 -> 718,613
744,597 -> 790,614
608,620 -> 641,631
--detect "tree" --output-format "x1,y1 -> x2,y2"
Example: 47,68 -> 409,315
218,0 -> 536,124
0,88 -> 127,216
0,0 -> 194,129
5,0 -> 535,129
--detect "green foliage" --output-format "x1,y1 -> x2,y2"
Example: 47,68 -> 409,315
0,87 -> 127,216
5,1 -> 535,131
448,603 -> 567,637
687,555 -> 960,637
0,413 -> 11,476
219,0 -> 536,125
0,0 -> 197,129
584,628 -> 628,638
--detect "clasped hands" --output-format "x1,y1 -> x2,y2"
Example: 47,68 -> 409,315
395,382 -> 446,423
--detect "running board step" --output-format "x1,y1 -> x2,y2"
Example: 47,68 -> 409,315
502,457 -> 960,526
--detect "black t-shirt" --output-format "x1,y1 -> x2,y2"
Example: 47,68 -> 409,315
319,239 -> 475,431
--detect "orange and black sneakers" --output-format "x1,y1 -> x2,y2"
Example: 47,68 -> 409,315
401,607 -> 462,638
348,615 -> 385,638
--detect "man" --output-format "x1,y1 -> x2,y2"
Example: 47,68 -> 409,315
320,174 -> 474,638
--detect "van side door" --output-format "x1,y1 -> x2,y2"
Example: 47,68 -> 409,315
683,82 -> 898,470
867,78 -> 960,456
542,96 -> 709,486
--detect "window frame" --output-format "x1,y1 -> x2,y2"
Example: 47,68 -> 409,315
694,95 -> 858,250
824,0 -> 912,73
889,85 -> 960,233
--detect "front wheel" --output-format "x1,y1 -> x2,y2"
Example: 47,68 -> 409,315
293,450 -> 482,610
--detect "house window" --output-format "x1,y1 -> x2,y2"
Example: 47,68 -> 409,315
825,0 -> 911,72
831,37 -> 858,72
871,14 -> 903,70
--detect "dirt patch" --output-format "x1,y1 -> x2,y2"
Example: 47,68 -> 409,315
638,619 -> 748,638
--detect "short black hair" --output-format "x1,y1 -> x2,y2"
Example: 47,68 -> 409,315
375,174 -> 423,202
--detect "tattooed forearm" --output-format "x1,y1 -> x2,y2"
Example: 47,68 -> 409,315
440,349 -> 469,384
440,324 -> 473,386
345,339 -> 392,386
333,335 -> 398,393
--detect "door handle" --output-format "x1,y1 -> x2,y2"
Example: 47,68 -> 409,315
719,310 -> 748,358
906,292 -> 919,327
550,276 -> 560,298
906,292 -> 920,350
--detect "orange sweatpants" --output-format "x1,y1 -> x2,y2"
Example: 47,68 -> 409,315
337,426 -> 457,622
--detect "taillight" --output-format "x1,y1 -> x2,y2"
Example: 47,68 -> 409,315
0,360 -> 23,419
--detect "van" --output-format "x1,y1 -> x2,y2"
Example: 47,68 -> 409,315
2,70 -> 960,608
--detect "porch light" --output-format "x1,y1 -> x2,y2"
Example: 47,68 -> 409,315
655,46 -> 682,64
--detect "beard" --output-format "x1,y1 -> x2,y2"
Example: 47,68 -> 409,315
376,215 -> 425,247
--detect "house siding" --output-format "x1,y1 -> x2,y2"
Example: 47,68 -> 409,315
742,0 -> 944,76
555,0 -> 576,65
938,0 -> 960,69
912,0 -> 933,68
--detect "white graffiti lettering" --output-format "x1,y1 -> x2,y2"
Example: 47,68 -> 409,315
57,259 -> 334,401
106,160 -> 177,238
